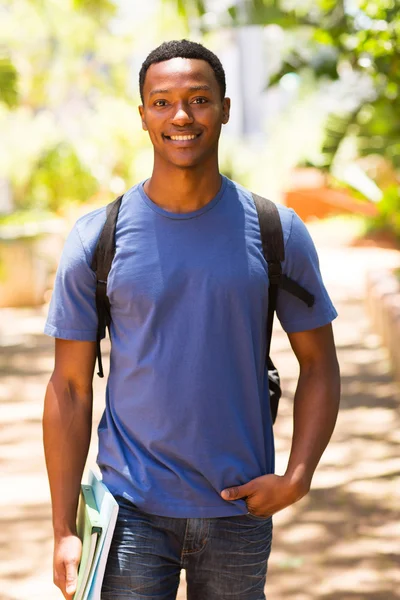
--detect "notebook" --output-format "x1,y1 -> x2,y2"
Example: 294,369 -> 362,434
74,469 -> 119,600
74,485 -> 102,600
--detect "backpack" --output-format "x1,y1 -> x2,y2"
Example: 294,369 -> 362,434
91,192 -> 315,424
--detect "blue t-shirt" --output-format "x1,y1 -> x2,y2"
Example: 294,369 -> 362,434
45,176 -> 337,518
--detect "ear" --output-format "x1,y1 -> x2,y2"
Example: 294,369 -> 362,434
138,105 -> 148,131
222,98 -> 231,125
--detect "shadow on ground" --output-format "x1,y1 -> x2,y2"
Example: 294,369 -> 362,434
266,293 -> 399,599
1,230 -> 400,599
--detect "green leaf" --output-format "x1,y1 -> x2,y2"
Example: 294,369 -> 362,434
23,142 -> 98,212
228,6 -> 238,20
72,0 -> 117,18
317,0 -> 338,11
267,59 -> 306,88
320,109 -> 361,169
195,0 -> 207,16
0,58 -> 18,108
312,29 -> 335,45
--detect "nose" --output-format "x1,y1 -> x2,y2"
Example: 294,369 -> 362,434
171,102 -> 194,126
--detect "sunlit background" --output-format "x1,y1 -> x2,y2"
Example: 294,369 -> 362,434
1,1 -> 399,598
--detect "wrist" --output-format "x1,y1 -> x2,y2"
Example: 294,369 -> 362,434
53,522 -> 78,540
283,466 -> 312,501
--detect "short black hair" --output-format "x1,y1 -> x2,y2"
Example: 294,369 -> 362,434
139,39 -> 226,103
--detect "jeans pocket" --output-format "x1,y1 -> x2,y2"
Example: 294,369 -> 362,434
246,512 -> 272,522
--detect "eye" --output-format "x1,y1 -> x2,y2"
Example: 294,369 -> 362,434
154,99 -> 168,107
192,97 -> 208,104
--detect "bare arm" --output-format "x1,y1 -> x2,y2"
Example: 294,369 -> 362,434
43,339 -> 96,598
221,323 -> 340,515
284,322 -> 340,495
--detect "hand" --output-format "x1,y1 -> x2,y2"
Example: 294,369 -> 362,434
220,473 -> 309,518
53,534 -> 82,599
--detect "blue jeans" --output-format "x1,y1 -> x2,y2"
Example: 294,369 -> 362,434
101,501 -> 273,600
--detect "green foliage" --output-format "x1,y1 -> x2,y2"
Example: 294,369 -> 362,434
368,184 -> 400,239
0,209 -> 54,227
357,99 -> 400,169
271,1 -> 399,173
167,0 -> 298,29
268,48 -> 339,87
1,0 -> 158,214
2,0 -> 398,239
72,0 -> 116,11
164,0 -> 206,22
17,143 -> 98,212
172,0 -> 399,175
0,58 -> 18,108
170,0 -> 400,239
319,110 -> 359,170
71,0 -> 118,23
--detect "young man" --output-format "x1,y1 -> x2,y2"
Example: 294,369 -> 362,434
43,40 -> 340,600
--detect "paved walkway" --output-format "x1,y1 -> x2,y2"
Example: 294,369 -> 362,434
0,220 -> 399,600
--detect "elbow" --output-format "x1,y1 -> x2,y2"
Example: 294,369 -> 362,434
300,353 -> 340,377
49,369 -> 93,401
44,372 -> 93,422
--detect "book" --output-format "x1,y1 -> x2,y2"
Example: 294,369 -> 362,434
74,469 -> 119,600
74,485 -> 102,600
85,469 -> 119,600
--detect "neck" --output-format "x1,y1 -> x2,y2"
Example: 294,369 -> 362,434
144,157 -> 222,213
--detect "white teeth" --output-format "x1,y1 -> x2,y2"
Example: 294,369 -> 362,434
169,135 -> 197,141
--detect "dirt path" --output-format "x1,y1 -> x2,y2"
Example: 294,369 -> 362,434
1,221 -> 399,600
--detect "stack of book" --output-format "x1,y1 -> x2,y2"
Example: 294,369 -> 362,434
74,469 -> 119,600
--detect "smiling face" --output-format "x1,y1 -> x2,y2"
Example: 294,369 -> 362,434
139,57 -> 230,169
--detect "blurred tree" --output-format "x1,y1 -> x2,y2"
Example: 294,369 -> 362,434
170,0 -> 400,173
2,0 -> 398,220
0,0 -> 121,110
168,0 -> 399,237
0,0 -> 150,214
15,142 -> 98,212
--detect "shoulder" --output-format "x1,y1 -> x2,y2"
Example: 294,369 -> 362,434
72,184 -> 140,263
277,206 -> 315,253
226,178 -> 297,247
275,204 -> 298,247
73,206 -> 107,265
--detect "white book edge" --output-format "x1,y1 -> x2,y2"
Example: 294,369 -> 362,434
74,531 -> 100,600
74,486 -> 102,600
83,469 -> 119,600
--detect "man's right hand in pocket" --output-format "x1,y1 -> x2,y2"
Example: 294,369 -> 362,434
53,534 -> 82,599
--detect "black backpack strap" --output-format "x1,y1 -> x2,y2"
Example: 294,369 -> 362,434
252,193 -> 284,356
252,192 -> 315,423
279,275 -> 315,307
91,195 -> 123,378
252,192 -> 315,352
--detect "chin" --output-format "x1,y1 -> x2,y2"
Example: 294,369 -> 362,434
157,147 -> 213,169
172,160 -> 200,169
167,156 -> 203,169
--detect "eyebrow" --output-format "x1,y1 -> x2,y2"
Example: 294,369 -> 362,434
149,85 -> 212,97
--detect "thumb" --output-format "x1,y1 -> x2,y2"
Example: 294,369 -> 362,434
221,482 -> 252,501
65,560 -> 78,596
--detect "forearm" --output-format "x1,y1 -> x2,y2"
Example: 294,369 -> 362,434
43,375 -> 93,538
285,359 -> 340,495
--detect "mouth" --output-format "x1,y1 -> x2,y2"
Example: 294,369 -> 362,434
162,132 -> 202,144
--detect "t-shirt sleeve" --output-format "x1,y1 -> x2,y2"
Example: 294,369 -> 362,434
276,210 -> 338,333
44,223 -> 98,341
